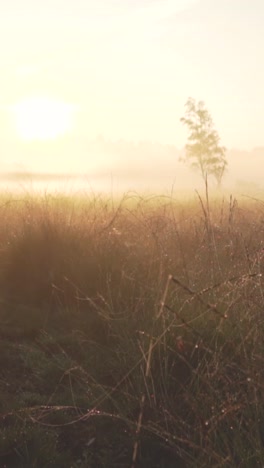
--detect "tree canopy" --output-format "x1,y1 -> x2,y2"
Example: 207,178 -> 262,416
180,97 -> 227,186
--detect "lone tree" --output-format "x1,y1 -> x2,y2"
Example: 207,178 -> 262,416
180,97 -> 227,187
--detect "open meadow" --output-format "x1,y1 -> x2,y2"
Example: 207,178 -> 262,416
0,188 -> 264,467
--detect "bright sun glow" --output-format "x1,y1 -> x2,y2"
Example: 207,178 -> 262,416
13,96 -> 74,141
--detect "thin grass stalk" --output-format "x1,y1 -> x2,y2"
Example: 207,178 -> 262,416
131,275 -> 172,468
131,338 -> 154,468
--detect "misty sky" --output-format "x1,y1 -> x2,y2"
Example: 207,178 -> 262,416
0,0 -> 263,174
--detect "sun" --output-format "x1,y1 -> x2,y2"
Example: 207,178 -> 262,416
13,96 -> 74,141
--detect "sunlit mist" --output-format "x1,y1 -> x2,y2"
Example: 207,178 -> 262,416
12,96 -> 74,141
0,0 -> 263,192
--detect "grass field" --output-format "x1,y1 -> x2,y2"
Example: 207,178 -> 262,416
0,188 -> 264,467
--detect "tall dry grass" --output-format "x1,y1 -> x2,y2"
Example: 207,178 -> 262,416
0,189 -> 263,466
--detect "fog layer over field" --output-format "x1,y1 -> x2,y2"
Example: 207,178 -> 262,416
0,139 -> 263,194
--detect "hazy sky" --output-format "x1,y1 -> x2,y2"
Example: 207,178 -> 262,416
0,0 -> 263,173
